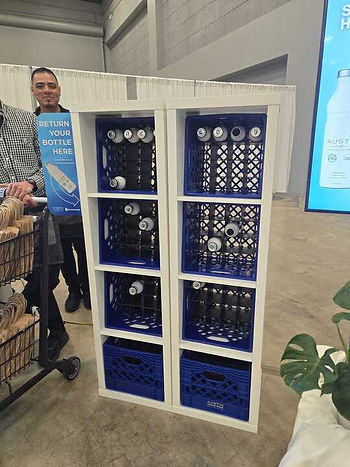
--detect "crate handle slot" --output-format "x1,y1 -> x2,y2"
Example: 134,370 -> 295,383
104,218 -> 109,240
130,324 -> 150,330
102,146 -> 107,169
207,336 -> 229,343
204,371 -> 225,382
122,356 -> 142,366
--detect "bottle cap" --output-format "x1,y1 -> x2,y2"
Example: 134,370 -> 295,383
208,237 -> 222,252
107,130 -> 116,140
124,129 -> 133,139
250,127 -> 262,139
213,127 -> 224,138
137,129 -> 146,139
197,127 -> 207,138
224,222 -> 240,238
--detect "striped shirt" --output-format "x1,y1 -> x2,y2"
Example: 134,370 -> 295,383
0,101 -> 45,196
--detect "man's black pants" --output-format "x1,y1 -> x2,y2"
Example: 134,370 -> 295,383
60,235 -> 89,294
23,264 -> 65,337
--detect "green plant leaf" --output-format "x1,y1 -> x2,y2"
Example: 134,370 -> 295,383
321,380 -> 337,395
331,362 -> 350,422
332,312 -> 350,324
334,282 -> 350,310
280,334 -> 339,395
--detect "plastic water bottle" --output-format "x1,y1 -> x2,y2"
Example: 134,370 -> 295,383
320,69 -> 350,188
197,127 -> 211,142
139,217 -> 154,231
192,281 -> 205,290
129,280 -> 144,295
213,126 -> 228,142
109,176 -> 126,189
124,202 -> 140,215
137,127 -> 154,143
207,237 -> 222,252
230,126 -> 246,142
107,129 -> 124,143
249,126 -> 262,142
124,128 -> 139,143
224,222 -> 240,238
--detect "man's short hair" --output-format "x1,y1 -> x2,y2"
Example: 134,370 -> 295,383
31,67 -> 58,83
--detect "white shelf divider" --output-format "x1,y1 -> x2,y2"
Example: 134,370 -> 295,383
95,264 -> 161,277
88,192 -> 158,200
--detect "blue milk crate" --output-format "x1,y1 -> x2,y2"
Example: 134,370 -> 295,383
184,114 -> 267,198
180,351 -> 251,420
105,272 -> 162,336
183,281 -> 255,352
182,202 -> 260,280
96,116 -> 157,194
103,338 -> 164,401
99,198 -> 160,269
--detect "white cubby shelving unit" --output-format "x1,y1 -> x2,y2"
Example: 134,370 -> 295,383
166,94 -> 281,432
70,93 -> 286,432
70,100 -> 172,412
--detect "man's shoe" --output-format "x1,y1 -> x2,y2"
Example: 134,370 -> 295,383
65,290 -> 81,312
82,290 -> 91,310
47,330 -> 69,361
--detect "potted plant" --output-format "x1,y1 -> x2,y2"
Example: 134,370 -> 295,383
280,281 -> 350,427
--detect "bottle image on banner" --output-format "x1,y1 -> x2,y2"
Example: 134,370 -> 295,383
45,163 -> 77,193
320,70 -> 350,188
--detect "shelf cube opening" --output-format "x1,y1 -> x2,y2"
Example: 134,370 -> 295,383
96,116 -> 157,194
183,281 -> 255,351
182,202 -> 260,280
99,198 -> 160,269
105,272 -> 162,336
184,114 -> 266,198
104,337 -> 164,401
180,350 -> 251,420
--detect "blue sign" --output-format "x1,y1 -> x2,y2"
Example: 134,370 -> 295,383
307,0 -> 350,213
37,113 -> 81,216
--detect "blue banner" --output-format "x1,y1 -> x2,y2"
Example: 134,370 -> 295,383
37,113 -> 81,216
307,0 -> 350,213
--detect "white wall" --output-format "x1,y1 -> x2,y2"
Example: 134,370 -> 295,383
0,0 -> 104,71
218,56 -> 288,85
0,26 -> 104,71
161,0 -> 293,67
107,9 -> 149,76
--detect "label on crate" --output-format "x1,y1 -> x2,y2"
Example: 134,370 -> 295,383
36,113 -> 81,216
207,400 -> 224,410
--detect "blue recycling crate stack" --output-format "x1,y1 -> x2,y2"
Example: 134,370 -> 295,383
166,95 -> 280,431
179,113 -> 265,421
73,102 -> 172,408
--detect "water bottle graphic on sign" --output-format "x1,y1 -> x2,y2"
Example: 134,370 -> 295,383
320,70 -> 350,188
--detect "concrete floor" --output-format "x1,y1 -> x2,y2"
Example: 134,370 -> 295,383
1,197 -> 348,466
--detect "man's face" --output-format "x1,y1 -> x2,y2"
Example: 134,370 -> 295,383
31,72 -> 61,109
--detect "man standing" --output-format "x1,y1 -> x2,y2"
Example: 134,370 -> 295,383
31,67 -> 91,312
0,100 -> 69,360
